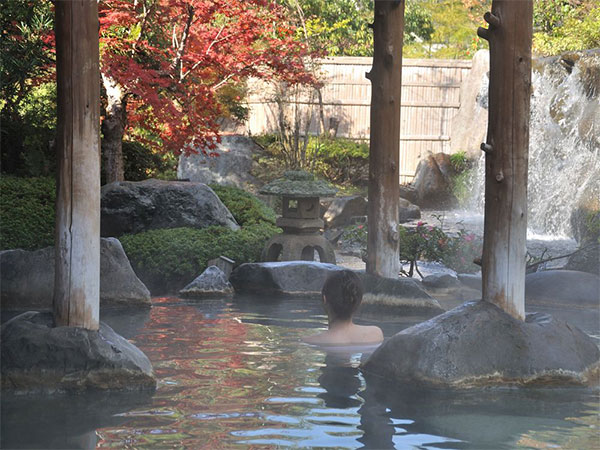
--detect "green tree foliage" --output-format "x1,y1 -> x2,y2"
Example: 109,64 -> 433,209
0,1 -> 55,174
283,0 -> 434,56
533,0 -> 600,55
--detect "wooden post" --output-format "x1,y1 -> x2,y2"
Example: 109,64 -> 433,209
477,0 -> 533,320
366,0 -> 404,278
54,0 -> 101,330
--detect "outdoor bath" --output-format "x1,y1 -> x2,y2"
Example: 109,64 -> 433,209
3,294 -> 598,449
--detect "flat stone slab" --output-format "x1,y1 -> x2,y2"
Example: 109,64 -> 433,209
359,273 -> 444,315
525,270 -> 600,307
230,263 -> 442,314
362,300 -> 600,387
422,273 -> 460,289
1,311 -> 156,394
1,238 -> 151,310
179,266 -> 234,298
230,261 -> 344,295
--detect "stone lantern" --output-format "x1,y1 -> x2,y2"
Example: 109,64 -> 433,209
260,171 -> 337,263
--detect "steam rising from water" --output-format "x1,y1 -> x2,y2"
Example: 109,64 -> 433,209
469,55 -> 600,238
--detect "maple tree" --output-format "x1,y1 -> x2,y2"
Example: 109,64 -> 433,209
99,0 -> 317,183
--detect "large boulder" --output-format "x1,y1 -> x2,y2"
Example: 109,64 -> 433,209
525,270 -> 600,307
1,311 -> 156,393
230,261 -> 343,295
450,49 -> 489,159
323,196 -> 368,228
1,238 -> 151,310
100,179 -> 238,237
177,135 -> 262,190
179,266 -> 234,298
362,300 -> 599,387
411,153 -> 458,209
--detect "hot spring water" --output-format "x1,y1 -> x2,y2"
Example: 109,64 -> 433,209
2,297 -> 598,449
468,52 -> 600,239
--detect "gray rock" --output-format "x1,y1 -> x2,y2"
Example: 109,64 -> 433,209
207,256 -> 236,278
422,273 -> 460,289
230,263 -> 443,315
457,273 -> 482,291
450,49 -> 489,159
565,243 -> 599,276
1,311 -> 156,393
1,238 -> 151,310
177,135 -> 262,190
398,198 -> 421,223
525,270 -> 600,307
399,184 -> 418,204
411,153 -> 458,209
359,273 -> 444,315
101,179 -> 238,237
230,261 -> 344,295
323,196 -> 368,228
362,300 -> 600,387
180,266 -> 234,298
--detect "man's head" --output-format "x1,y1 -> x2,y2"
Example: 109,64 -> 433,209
321,270 -> 363,321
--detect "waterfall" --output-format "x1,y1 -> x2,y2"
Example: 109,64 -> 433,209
468,52 -> 600,238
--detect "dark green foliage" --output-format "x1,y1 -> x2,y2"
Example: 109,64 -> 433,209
120,223 -> 280,293
119,141 -> 178,183
0,176 -> 55,250
209,184 -> 277,226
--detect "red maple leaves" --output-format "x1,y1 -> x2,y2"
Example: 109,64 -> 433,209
98,0 -> 317,155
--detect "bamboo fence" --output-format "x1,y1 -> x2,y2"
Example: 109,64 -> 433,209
246,56 -> 472,183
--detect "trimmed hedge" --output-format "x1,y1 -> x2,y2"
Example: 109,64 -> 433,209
120,224 -> 280,294
0,176 -> 55,250
209,184 -> 276,226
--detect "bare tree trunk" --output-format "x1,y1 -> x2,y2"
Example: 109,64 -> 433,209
366,0 -> 404,278
478,0 -> 533,320
316,87 -> 327,136
54,0 -> 101,330
101,74 -> 126,183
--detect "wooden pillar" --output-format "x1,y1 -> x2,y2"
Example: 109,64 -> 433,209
477,0 -> 533,320
366,0 -> 404,278
54,0 -> 101,330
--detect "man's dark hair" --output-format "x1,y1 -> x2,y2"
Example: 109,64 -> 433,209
321,270 -> 363,320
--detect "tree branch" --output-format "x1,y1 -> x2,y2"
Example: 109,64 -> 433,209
172,3 -> 194,80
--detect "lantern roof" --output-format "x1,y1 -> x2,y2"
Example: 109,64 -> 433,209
259,170 -> 337,198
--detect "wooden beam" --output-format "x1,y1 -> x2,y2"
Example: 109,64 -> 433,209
366,0 -> 405,278
54,0 -> 101,330
479,0 -> 533,320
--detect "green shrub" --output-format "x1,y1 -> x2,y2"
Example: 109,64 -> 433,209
0,176 -> 55,250
120,223 -> 280,293
307,137 -> 369,186
209,184 -> 276,226
252,134 -> 369,187
341,221 -> 482,277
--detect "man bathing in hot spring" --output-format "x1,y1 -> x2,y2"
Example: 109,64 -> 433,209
304,270 -> 383,346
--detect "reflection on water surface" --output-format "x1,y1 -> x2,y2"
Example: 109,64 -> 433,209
2,295 -> 599,449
